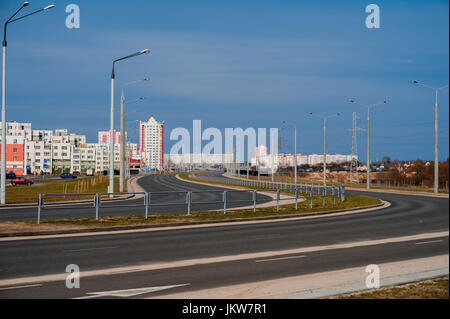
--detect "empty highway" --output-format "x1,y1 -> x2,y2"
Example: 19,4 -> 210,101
0,172 -> 448,298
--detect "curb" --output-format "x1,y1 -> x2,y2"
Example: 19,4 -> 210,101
0,201 -> 386,238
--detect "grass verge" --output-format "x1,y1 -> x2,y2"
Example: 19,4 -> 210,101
331,277 -> 449,299
0,191 -> 381,234
5,176 -> 125,204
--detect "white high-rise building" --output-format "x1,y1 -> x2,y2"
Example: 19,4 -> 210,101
0,121 -> 32,140
140,115 -> 164,170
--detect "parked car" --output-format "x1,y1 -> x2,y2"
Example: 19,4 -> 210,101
11,177 -> 33,186
60,173 -> 77,179
6,171 -> 16,179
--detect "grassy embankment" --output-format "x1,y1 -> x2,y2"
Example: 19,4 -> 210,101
5,176 -> 124,204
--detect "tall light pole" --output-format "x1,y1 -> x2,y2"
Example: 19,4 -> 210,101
411,81 -> 448,193
120,97 -> 144,192
120,78 -> 149,192
1,2 -> 55,205
109,49 -> 149,194
283,121 -> 297,185
309,113 -> 341,187
348,99 -> 387,189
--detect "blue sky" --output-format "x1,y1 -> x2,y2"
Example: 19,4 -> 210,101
1,0 -> 449,161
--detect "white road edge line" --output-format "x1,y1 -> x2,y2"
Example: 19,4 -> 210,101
0,284 -> 42,291
255,255 -> 306,262
63,246 -> 118,253
414,240 -> 444,245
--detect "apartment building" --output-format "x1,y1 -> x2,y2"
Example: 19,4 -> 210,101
98,130 -> 125,145
140,115 -> 164,169
0,136 -> 27,175
0,121 -> 32,140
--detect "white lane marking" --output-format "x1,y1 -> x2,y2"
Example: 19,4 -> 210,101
63,246 -> 118,253
255,255 -> 306,263
1,231 -> 447,288
0,284 -> 42,291
73,284 -> 190,299
414,240 -> 444,245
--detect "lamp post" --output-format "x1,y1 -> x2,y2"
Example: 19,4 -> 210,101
120,97 -> 144,192
120,78 -> 149,192
348,99 -> 387,190
283,121 -> 298,185
109,49 -> 149,194
411,81 -> 448,193
1,2 -> 55,205
309,113 -> 341,187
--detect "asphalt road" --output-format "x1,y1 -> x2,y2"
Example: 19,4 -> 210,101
0,172 -> 448,298
0,173 -> 271,222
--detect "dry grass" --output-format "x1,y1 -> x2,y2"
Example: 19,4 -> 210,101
5,176 -> 125,204
332,277 -> 449,299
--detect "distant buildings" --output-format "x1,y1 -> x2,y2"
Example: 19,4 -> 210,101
140,115 -> 164,170
0,121 -> 140,175
250,145 -> 357,170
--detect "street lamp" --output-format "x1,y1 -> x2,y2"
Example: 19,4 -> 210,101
1,2 -> 55,205
120,78 -> 149,192
282,121 -> 298,185
411,81 -> 448,193
348,99 -> 387,189
309,112 -> 342,187
120,95 -> 145,192
109,49 -> 149,194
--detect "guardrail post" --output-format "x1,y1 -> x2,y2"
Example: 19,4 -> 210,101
322,186 -> 326,206
223,190 -> 227,214
295,187 -> 298,210
95,193 -> 99,220
37,193 -> 42,224
145,192 -> 149,219
276,189 -> 280,212
253,190 -> 256,212
186,191 -> 192,216
342,185 -> 345,201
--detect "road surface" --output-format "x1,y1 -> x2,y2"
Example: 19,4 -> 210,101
0,172 -> 447,298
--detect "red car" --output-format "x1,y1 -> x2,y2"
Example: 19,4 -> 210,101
11,177 -> 34,186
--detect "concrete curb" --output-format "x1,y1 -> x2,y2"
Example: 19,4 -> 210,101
0,201 -> 387,238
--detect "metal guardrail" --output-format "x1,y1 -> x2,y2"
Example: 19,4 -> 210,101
209,175 -> 346,205
37,180 -> 345,223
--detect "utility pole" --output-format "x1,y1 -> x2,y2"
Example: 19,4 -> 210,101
348,99 -> 388,189
309,113 -> 342,187
109,49 -> 149,194
347,112 -> 365,184
411,81 -> 448,193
